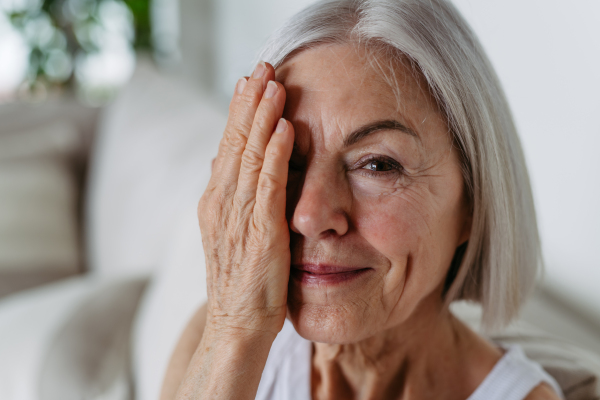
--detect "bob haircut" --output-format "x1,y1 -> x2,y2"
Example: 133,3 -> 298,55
256,0 -> 541,330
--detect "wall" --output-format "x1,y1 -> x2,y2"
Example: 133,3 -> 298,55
451,0 -> 600,320
213,0 -> 319,99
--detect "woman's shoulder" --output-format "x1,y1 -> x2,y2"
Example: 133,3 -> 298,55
524,383 -> 563,400
467,344 -> 564,400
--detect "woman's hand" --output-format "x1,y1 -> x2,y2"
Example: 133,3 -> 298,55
198,61 -> 294,339
174,62 -> 294,400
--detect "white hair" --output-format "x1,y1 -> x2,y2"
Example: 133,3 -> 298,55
256,0 -> 541,330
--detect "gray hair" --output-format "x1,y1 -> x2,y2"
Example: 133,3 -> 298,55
256,0 -> 541,330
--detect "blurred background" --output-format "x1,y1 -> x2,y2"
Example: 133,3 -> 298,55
0,0 -> 598,399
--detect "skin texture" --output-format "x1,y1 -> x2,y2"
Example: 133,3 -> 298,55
166,44 -> 561,400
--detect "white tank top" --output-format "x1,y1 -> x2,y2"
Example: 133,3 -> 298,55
255,320 -> 564,400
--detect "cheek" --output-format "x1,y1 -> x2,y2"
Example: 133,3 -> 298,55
352,186 -> 424,296
352,181 -> 454,313
352,180 -> 433,258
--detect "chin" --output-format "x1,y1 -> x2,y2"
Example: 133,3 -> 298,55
286,301 -> 375,344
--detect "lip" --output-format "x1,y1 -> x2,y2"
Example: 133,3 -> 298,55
290,264 -> 372,286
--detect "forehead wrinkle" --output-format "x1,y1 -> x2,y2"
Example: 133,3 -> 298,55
295,112 -> 349,160
281,47 -> 393,109
281,43 -> 449,160
313,45 -> 379,96
314,109 -> 346,156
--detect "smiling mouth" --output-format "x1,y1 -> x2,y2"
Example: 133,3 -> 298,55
290,264 -> 372,285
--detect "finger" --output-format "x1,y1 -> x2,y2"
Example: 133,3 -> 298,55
234,80 -> 287,208
206,76 -> 248,192
254,118 -> 295,225
209,63 -> 276,193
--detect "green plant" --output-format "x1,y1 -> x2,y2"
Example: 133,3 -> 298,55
5,0 -> 151,92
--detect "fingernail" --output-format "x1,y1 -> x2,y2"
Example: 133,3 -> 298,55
253,61 -> 266,79
275,118 -> 287,134
236,78 -> 247,94
264,81 -> 278,99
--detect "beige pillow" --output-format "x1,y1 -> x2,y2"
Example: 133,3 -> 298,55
0,122 -> 81,297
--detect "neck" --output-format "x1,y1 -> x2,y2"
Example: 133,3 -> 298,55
311,299 -> 501,400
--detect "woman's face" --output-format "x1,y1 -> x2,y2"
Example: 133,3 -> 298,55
277,44 -> 471,344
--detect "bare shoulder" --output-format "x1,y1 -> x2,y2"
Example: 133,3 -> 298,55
186,302 -> 208,335
159,303 -> 207,400
524,382 -> 562,400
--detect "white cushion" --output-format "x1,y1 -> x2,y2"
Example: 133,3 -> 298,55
132,170 -> 210,400
0,122 -> 81,296
38,277 -> 147,400
0,277 -> 105,400
86,59 -> 226,277
0,276 -> 146,400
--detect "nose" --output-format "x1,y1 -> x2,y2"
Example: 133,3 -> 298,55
289,167 -> 350,238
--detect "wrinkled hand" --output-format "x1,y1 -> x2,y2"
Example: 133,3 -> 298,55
198,62 -> 294,339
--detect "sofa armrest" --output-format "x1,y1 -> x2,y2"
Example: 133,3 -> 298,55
0,275 -> 147,400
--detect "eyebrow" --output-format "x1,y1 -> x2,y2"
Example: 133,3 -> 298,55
343,119 -> 419,147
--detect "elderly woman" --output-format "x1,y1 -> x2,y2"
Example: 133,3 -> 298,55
161,0 -> 564,399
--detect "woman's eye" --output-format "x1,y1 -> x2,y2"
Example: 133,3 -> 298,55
359,156 -> 402,173
363,160 -> 394,172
